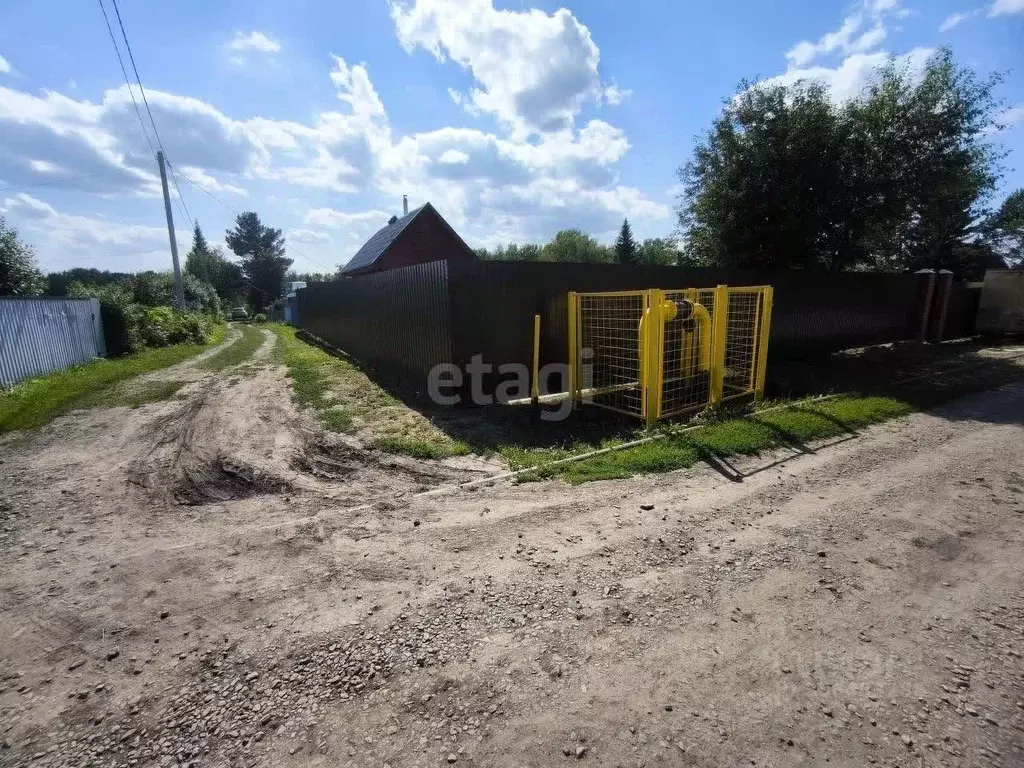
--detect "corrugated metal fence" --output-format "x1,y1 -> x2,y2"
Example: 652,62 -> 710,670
297,260 -> 966,399
298,261 -> 451,395
0,297 -> 106,387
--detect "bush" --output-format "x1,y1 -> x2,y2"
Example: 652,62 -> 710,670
140,306 -> 213,347
253,313 -> 268,324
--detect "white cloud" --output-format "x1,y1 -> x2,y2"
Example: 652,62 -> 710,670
228,31 -> 281,54
785,0 -> 906,68
989,0 -> 1024,14
0,40 -> 664,261
0,193 -> 189,272
304,207 -> 391,229
766,47 -> 934,102
391,0 -> 613,136
288,228 -> 332,245
602,83 -> 632,106
0,54 -> 11,75
176,166 -> 247,197
995,104 -> 1024,130
0,82 -> 268,197
437,148 -> 469,165
939,9 -> 982,30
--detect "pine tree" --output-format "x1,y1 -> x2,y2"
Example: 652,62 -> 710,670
225,212 -> 292,312
614,218 -> 637,265
185,222 -> 215,284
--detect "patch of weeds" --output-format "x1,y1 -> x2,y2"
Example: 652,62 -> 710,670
199,325 -> 265,372
369,435 -> 471,460
92,380 -> 187,409
0,326 -> 225,433
320,407 -> 355,433
270,324 -> 462,450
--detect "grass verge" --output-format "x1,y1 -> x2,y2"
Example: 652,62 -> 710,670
199,325 -> 265,372
526,395 -> 911,484
0,324 -> 226,433
269,324 -> 471,457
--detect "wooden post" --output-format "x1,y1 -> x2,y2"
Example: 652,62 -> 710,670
531,313 -> 541,405
930,270 -> 955,344
914,269 -> 937,342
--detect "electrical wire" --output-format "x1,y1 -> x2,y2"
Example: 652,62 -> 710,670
97,0 -> 155,156
110,0 -> 165,154
167,163 -> 194,230
167,163 -> 241,216
168,163 -> 337,275
0,174 -> 100,193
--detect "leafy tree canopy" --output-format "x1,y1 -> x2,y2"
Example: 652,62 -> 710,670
677,48 -> 1006,277
0,215 -> 45,296
984,188 -> 1024,267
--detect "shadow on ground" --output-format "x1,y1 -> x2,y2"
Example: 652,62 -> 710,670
301,330 -> 1024,458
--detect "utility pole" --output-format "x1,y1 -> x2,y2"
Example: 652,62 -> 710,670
157,151 -> 185,309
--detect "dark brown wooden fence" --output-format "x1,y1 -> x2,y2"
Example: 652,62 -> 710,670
297,259 -> 969,398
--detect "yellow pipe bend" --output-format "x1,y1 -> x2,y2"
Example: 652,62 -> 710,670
690,302 -> 712,372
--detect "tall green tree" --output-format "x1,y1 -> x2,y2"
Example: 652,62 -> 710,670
614,218 -> 637,264
0,215 -> 45,296
46,267 -> 131,296
184,222 -> 216,284
678,48 -> 1005,275
225,212 -> 292,311
635,238 -> 681,266
541,229 -> 613,263
984,188 -> 1024,267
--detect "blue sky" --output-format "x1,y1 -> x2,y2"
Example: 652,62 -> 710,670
0,0 -> 1021,276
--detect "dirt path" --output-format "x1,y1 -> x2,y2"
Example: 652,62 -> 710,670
0,356 -> 1022,767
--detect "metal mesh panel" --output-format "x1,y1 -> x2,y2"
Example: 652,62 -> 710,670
722,289 -> 763,400
571,285 -> 773,423
661,288 -> 716,418
577,291 -> 647,418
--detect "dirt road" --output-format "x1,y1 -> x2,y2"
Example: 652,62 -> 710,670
1,336 -> 1022,767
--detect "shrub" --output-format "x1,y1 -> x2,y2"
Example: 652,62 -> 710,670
140,306 -> 213,347
253,313 -> 268,324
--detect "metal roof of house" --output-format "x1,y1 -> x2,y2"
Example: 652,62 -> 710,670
339,204 -> 428,275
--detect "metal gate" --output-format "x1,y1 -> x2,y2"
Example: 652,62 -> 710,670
567,285 -> 773,423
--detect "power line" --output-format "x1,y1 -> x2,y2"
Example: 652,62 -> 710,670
168,164 -> 240,216
167,163 -> 194,230
0,174 -> 100,193
168,163 -> 337,274
96,0 -> 155,157
110,0 -> 165,154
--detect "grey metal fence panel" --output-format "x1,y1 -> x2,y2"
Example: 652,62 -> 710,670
0,297 -> 105,387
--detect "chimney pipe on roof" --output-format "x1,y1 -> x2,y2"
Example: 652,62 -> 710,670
402,194 -> 408,216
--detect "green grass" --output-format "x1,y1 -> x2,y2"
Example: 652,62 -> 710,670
270,324 -> 356,433
269,325 -> 476,455
82,379 -> 188,410
369,435 -> 471,460
199,324 -> 266,372
0,324 -> 226,433
520,395 -> 914,484
268,324 -> 1023,478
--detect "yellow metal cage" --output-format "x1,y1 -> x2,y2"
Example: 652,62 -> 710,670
567,285 -> 773,423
